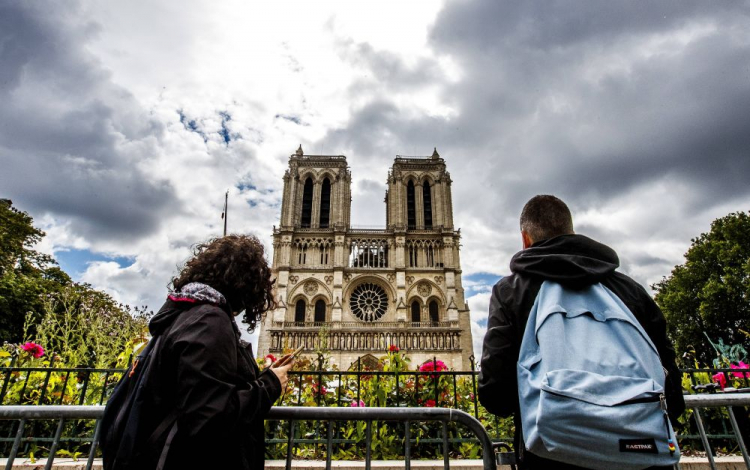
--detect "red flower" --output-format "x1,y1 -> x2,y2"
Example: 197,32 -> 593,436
425,399 -> 436,407
419,360 -> 448,378
389,345 -> 400,352
265,354 -> 277,363
21,342 -> 44,359
713,372 -> 727,390
730,362 -> 750,379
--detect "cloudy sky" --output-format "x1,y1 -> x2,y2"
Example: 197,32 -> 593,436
2,0 -> 749,359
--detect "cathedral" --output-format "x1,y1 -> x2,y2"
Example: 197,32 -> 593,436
257,146 -> 473,369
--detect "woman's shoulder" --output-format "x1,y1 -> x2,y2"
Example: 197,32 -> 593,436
167,303 -> 236,340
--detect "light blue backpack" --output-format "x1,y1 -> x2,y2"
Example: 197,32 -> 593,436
517,281 -> 680,470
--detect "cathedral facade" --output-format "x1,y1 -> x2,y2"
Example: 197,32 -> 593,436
257,146 -> 473,369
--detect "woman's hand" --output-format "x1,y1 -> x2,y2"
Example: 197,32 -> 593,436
270,360 -> 293,390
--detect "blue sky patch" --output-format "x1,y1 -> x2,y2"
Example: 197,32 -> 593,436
236,182 -> 258,192
177,109 -> 208,142
275,114 -> 306,126
55,248 -> 134,279
464,272 -> 502,296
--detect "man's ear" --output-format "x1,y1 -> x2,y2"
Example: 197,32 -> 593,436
521,231 -> 534,249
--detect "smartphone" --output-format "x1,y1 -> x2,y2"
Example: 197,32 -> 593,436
273,345 -> 304,368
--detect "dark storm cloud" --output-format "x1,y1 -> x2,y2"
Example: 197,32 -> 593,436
429,0 -> 750,211
0,2 -> 177,240
335,39 -> 444,91
321,0 -> 750,237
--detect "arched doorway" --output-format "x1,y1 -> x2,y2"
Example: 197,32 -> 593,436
314,299 -> 326,323
411,300 -> 421,323
429,300 -> 439,324
295,299 -> 306,323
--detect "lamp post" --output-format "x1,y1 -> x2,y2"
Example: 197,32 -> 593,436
222,190 -> 228,236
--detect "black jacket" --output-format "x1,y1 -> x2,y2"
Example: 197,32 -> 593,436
138,298 -> 281,470
478,234 -> 685,468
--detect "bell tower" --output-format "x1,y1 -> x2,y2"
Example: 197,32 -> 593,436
385,147 -> 454,231
279,145 -> 352,230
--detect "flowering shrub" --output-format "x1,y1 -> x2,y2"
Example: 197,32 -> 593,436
21,342 -> 44,358
730,361 -> 750,379
262,347 -> 514,461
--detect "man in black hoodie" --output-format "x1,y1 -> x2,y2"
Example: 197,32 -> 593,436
478,195 -> 684,469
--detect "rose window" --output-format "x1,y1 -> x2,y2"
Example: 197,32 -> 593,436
350,282 -> 388,322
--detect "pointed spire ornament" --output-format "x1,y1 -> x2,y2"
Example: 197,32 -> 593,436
431,147 -> 440,159
295,144 -> 304,156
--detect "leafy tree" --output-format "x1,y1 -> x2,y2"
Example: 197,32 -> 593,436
0,201 -> 71,341
653,212 -> 750,365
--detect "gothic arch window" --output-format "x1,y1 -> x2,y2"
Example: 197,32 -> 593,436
314,299 -> 326,322
300,177 -> 313,228
319,178 -> 331,228
411,300 -> 421,323
295,299 -> 306,323
407,180 -> 416,229
429,300 -> 439,324
423,181 -> 432,229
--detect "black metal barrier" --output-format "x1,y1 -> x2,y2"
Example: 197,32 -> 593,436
0,405 -> 499,470
0,394 -> 748,470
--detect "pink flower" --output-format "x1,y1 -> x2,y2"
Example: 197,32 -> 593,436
730,362 -> 750,379
424,399 -> 436,407
350,399 -> 365,408
389,345 -> 399,352
713,372 -> 727,390
21,342 -> 44,359
419,360 -> 447,372
419,360 -> 448,378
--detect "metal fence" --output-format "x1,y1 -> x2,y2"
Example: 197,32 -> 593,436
683,394 -> 750,470
0,405 -> 498,470
0,363 -> 748,462
0,397 -> 748,469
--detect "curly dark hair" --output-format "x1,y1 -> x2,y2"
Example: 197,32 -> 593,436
171,234 -> 276,332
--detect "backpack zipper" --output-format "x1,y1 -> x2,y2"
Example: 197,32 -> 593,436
660,394 -> 676,455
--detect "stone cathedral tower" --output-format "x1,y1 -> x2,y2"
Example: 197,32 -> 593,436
257,146 -> 473,369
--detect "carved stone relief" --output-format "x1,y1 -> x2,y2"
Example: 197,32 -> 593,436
417,282 -> 432,297
304,281 -> 318,296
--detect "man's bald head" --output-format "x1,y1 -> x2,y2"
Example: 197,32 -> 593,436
520,195 -> 574,245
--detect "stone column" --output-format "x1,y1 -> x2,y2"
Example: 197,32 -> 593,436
415,181 -> 424,228
311,181 -> 321,229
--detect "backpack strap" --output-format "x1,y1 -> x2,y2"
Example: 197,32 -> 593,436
155,420 -> 179,470
147,406 -> 180,468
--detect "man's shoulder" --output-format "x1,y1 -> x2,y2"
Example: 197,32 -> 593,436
605,271 -> 652,300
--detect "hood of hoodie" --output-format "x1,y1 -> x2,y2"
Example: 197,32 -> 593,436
149,282 -> 231,336
509,234 -> 619,289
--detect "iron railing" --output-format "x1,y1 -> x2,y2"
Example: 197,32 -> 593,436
271,321 -> 460,329
0,397 -> 748,469
0,406 -> 498,470
683,394 -> 750,470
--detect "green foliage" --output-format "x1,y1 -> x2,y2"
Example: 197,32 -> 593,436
0,202 -> 73,342
32,283 -> 150,368
653,211 -> 750,364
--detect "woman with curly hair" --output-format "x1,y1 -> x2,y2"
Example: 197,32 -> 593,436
103,235 -> 292,470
